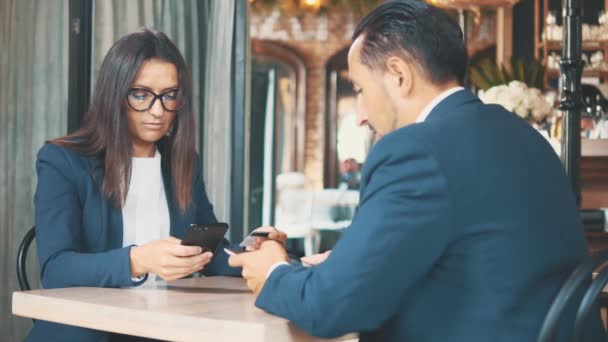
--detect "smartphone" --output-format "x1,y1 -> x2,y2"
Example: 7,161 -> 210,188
180,223 -> 229,253
224,247 -> 248,256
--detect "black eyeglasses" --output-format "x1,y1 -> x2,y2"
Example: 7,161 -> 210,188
126,88 -> 183,112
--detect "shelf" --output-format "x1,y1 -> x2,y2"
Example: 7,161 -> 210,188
546,69 -> 608,79
541,40 -> 608,51
534,0 -> 608,89
582,139 -> 608,157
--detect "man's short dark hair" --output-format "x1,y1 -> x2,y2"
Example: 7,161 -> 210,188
352,0 -> 467,85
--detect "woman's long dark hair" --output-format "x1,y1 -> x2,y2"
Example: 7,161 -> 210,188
52,29 -> 196,212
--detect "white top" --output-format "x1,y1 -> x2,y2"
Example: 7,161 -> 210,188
415,86 -> 464,123
122,149 -> 171,281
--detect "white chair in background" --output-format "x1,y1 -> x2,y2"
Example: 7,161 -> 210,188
273,174 -> 360,255
274,177 -> 320,256
275,172 -> 310,191
303,187 -> 358,253
311,187 -> 359,231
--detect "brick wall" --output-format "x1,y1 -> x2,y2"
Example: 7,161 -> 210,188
250,7 -> 498,188
251,9 -> 360,188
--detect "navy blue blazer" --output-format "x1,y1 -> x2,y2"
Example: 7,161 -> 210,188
256,90 -> 600,341
28,143 -> 240,341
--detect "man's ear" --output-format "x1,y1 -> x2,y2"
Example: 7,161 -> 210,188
384,56 -> 414,98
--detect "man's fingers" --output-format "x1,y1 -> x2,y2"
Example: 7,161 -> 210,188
252,239 -> 263,249
261,239 -> 282,249
268,231 -> 288,242
249,231 -> 286,251
228,253 -> 245,267
242,268 -> 251,280
246,279 -> 256,292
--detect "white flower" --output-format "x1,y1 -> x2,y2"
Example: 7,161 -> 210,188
514,103 -> 529,118
480,84 -> 515,112
478,81 -> 555,123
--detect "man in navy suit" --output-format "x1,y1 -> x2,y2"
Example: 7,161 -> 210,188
230,1 -> 599,341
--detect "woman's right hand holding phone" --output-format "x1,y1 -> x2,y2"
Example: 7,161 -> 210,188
129,237 -> 212,281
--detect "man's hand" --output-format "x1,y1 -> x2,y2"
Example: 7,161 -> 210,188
301,250 -> 332,267
248,226 -> 288,251
228,240 -> 289,295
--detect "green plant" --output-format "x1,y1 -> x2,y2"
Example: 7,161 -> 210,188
469,57 -> 545,91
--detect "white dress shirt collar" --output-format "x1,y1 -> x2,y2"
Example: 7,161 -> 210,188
415,86 -> 464,123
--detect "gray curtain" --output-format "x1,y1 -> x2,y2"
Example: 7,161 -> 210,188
201,0 -> 235,224
0,0 -> 69,340
0,0 -> 236,340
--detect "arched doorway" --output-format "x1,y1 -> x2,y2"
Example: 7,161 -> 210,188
248,39 -> 307,229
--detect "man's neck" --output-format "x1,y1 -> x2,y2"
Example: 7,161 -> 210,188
395,81 -> 462,128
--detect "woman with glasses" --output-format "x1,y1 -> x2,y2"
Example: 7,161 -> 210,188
29,29 -> 286,342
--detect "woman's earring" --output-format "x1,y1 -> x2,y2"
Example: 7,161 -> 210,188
166,124 -> 175,137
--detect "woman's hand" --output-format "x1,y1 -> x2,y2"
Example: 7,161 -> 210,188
300,250 -> 332,267
130,237 -> 212,281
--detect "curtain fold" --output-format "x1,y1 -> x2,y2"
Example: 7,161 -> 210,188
202,0 -> 235,223
0,1 -> 69,340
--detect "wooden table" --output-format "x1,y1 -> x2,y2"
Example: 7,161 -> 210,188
12,276 -> 357,342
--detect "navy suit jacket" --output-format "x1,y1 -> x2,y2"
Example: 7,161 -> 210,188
28,143 -> 240,341
256,90 -> 599,341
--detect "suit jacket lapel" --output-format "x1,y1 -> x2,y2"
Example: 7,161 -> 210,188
89,157 -> 124,249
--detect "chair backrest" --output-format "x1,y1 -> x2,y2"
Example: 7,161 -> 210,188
574,258 -> 608,341
538,249 -> 608,342
274,189 -> 314,238
17,226 -> 36,291
311,188 -> 359,224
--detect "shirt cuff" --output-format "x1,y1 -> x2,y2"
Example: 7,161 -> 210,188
131,274 -> 149,286
267,261 -> 290,279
